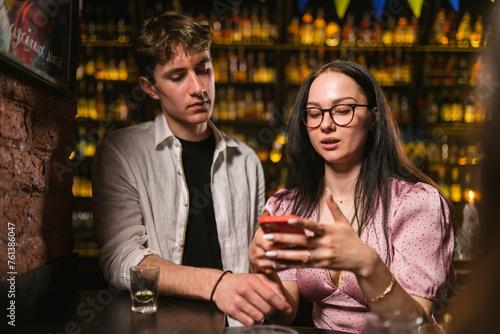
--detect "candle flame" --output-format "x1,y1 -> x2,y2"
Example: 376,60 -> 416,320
468,190 -> 475,202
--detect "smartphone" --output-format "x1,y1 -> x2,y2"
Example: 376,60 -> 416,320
259,214 -> 305,234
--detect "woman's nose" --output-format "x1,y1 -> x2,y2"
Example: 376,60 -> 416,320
320,111 -> 336,130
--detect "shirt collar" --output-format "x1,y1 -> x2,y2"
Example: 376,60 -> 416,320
154,113 -> 240,150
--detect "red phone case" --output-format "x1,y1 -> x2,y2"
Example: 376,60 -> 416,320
259,214 -> 305,234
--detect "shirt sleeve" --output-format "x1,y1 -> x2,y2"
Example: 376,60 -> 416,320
92,136 -> 160,290
389,183 -> 455,301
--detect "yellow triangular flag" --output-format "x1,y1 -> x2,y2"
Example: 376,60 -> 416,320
407,0 -> 424,18
334,0 -> 351,19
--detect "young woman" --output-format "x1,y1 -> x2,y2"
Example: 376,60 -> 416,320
249,60 -> 456,333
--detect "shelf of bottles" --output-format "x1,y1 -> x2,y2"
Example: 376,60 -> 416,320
72,0 -> 495,239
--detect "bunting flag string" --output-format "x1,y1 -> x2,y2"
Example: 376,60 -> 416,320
334,0 -> 351,19
407,0 -> 424,18
370,0 -> 388,18
447,0 -> 459,11
297,0 -> 310,13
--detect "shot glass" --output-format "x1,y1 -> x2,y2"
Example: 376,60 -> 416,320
129,265 -> 160,314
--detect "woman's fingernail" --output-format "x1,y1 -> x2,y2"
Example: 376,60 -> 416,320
325,188 -> 333,197
288,218 -> 298,224
278,263 -> 288,269
263,234 -> 275,240
265,251 -> 278,257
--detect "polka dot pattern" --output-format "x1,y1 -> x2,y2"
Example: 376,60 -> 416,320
270,178 -> 455,333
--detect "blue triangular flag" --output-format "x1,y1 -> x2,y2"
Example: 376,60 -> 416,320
297,0 -> 310,12
448,0 -> 459,11
370,0 -> 388,17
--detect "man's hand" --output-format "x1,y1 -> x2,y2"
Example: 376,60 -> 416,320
211,273 -> 292,327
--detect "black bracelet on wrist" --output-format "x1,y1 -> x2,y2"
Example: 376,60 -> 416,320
210,270 -> 232,304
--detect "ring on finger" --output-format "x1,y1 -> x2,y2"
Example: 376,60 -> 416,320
317,223 -> 325,236
302,250 -> 311,264
272,260 -> 277,269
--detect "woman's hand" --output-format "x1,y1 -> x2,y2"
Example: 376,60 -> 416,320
261,193 -> 377,277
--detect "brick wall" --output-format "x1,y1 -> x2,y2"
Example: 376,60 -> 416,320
0,66 -> 77,282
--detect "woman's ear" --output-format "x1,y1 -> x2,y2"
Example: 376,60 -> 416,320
370,107 -> 378,130
139,76 -> 159,100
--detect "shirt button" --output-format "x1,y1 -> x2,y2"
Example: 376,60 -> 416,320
178,241 -> 184,247
183,202 -> 188,207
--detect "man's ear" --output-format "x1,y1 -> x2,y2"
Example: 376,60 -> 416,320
139,76 -> 159,100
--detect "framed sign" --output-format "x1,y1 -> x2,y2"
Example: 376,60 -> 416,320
0,0 -> 78,96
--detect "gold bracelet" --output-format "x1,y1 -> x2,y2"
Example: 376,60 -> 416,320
365,275 -> 395,303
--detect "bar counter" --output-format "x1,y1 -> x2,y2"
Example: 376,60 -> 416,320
17,288 -> 343,334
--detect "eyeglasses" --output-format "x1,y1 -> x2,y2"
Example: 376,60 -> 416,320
302,104 -> 371,129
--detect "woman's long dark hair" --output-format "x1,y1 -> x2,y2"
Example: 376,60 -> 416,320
279,60 -> 451,241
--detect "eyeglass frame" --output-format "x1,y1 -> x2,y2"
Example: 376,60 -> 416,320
301,104 -> 373,129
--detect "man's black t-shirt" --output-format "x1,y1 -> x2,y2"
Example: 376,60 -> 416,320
177,134 -> 223,270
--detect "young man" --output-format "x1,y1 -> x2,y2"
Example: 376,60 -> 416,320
91,11 -> 291,326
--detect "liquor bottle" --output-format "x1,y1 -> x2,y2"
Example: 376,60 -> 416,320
390,92 -> 401,123
117,16 -> 129,43
450,167 -> 462,202
255,51 -> 268,83
424,93 -> 439,124
456,11 -> 471,47
94,51 -> 106,80
211,11 -> 222,43
241,7 -> 252,43
357,11 -> 371,45
221,15 -> 233,43
236,90 -> 245,120
118,56 -> 128,81
286,54 -> 300,84
300,8 -> 314,45
382,17 -> 395,46
370,19 -> 383,45
463,94 -> 477,124
432,8 -> 446,44
260,4 -> 272,43
298,51 -> 309,81
228,50 -> 238,82
287,17 -> 301,44
96,81 -> 106,119
237,48 -> 247,82
313,7 -> 326,46
217,86 -> 228,120
77,82 -> 89,119
394,17 -> 407,45
444,12 -> 459,46
254,87 -> 265,121
231,7 -> 242,44
104,4 -> 115,41
406,16 -> 419,45
444,54 -> 457,86
438,166 -> 450,199
401,52 -> 412,84
469,55 -> 483,86
470,15 -> 483,48
227,85 -> 236,120
246,51 -> 255,83
84,48 -> 96,78
251,4 -> 261,43
325,20 -> 340,47
87,83 -> 98,120
400,94 -> 411,125
243,90 -> 255,120
341,13 -> 355,46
